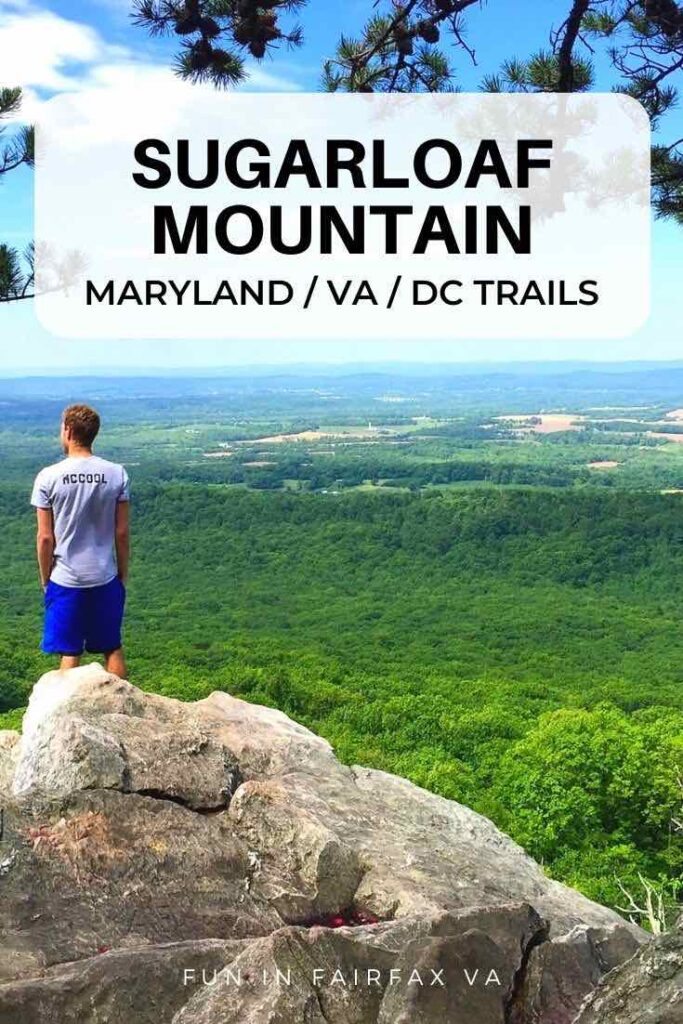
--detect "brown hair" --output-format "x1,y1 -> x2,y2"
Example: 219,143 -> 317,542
63,404 -> 101,447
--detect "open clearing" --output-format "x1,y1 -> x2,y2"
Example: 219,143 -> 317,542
648,432 -> 683,444
240,428 -> 381,444
496,413 -> 584,434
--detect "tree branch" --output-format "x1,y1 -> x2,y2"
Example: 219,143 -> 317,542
558,0 -> 592,91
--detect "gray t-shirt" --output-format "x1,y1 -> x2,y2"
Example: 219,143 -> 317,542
31,455 -> 130,588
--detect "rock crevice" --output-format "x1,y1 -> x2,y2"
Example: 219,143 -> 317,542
503,916 -> 550,1024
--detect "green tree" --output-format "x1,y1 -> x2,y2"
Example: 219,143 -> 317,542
485,2 -> 683,222
585,2 -> 683,221
321,1 -> 482,93
0,87 -> 34,303
131,1 -> 683,221
491,704 -> 683,913
132,0 -> 306,86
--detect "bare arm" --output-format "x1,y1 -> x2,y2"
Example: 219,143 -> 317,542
115,501 -> 130,584
35,507 -> 55,588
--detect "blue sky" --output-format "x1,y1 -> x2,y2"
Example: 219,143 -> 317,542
0,0 -> 680,370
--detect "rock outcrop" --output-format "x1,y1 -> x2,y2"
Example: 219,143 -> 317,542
0,665 -> 648,1023
574,924 -> 682,1024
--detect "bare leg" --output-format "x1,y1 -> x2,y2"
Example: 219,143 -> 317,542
60,655 -> 81,671
105,648 -> 127,679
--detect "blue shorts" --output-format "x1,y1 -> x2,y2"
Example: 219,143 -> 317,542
42,577 -> 126,656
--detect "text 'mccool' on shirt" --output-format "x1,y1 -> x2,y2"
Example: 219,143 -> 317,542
30,455 -> 130,588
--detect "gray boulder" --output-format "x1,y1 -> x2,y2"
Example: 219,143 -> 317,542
0,666 -> 650,1023
0,729 -> 19,799
509,923 -> 641,1024
174,905 -> 544,1024
574,926 -> 683,1024
12,665 -> 242,810
0,939 -> 247,1024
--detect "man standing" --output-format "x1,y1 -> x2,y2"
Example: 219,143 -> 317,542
31,404 -> 130,677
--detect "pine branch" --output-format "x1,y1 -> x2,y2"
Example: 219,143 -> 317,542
557,0 -> 593,90
582,2 -> 683,219
323,0 -> 483,93
131,0 -> 306,85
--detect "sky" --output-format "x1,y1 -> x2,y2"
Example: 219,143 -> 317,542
0,0 -> 680,371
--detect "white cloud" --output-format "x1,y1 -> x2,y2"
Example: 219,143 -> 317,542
34,60 -> 301,150
0,1 -> 300,118
0,6 -> 115,90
